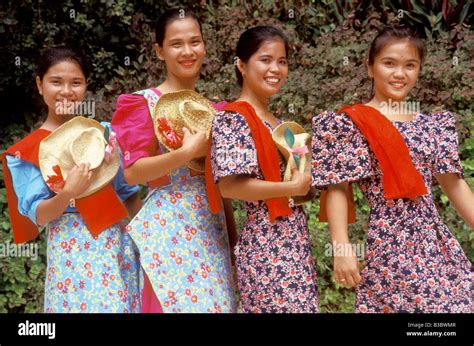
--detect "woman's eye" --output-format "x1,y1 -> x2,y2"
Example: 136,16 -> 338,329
384,61 -> 394,66
279,60 -> 288,65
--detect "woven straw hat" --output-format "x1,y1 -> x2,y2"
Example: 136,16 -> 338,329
39,116 -> 120,198
272,121 -> 316,205
154,89 -> 217,172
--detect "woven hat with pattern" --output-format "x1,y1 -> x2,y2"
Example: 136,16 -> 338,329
38,116 -> 120,198
272,121 -> 316,205
154,89 -> 217,172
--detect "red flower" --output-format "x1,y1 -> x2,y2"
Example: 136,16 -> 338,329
46,165 -> 65,193
157,117 -> 182,149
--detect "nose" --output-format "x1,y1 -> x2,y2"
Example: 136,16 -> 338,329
182,43 -> 193,56
269,60 -> 279,73
393,66 -> 405,78
61,83 -> 73,95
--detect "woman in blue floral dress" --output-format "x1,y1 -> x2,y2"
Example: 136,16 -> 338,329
111,9 -> 237,313
2,46 -> 142,313
312,26 -> 473,313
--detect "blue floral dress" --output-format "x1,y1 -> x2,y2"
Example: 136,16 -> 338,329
312,110 -> 472,313
210,110 -> 319,313
6,123 -> 141,313
113,88 -> 237,313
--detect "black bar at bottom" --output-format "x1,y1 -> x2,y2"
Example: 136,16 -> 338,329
0,313 -> 471,345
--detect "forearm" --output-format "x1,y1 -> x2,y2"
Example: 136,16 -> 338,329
438,174 -> 474,227
219,175 -> 294,201
124,193 -> 142,219
223,198 -> 238,250
326,183 -> 350,245
36,190 -> 74,226
124,148 -> 192,185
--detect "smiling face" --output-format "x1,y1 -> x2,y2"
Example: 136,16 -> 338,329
237,39 -> 288,99
155,17 -> 205,80
368,39 -> 421,103
36,60 -> 87,117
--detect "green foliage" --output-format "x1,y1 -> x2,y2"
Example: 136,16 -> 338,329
1,0 -> 472,313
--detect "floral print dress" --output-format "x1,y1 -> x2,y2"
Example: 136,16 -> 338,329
312,110 -> 472,313
210,110 -> 319,313
6,127 -> 142,313
113,88 -> 237,313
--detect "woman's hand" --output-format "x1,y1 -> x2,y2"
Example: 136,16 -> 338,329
333,244 -> 361,287
181,127 -> 208,160
61,163 -> 92,199
290,167 -> 311,196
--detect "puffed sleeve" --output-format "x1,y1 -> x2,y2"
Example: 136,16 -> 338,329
101,121 -> 140,200
111,93 -> 158,169
311,111 -> 375,187
6,155 -> 53,225
210,110 -> 260,183
432,111 -> 463,177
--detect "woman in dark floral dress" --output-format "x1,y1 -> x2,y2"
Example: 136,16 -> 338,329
312,26 -> 473,313
208,26 -> 319,313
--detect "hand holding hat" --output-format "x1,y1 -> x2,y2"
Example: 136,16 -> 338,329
39,116 -> 120,199
272,121 -> 316,206
153,90 -> 217,172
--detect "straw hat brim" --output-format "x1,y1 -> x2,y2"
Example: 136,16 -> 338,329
154,89 -> 217,172
272,121 -> 316,205
39,116 -> 120,199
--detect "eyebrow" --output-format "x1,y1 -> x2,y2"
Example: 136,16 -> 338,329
381,56 -> 420,63
47,75 -> 84,80
168,36 -> 201,43
259,54 -> 287,59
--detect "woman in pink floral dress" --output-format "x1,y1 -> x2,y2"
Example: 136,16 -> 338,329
111,9 -> 237,313
312,26 -> 473,313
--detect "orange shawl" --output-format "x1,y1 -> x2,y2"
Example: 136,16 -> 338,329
205,101 -> 292,223
2,129 -> 128,244
319,104 -> 428,222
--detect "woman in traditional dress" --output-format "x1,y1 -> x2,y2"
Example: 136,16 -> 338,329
111,9 -> 237,313
206,26 -> 319,313
312,26 -> 473,313
2,46 -> 142,312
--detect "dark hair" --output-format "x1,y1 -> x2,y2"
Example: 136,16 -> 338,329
36,46 -> 89,81
235,26 -> 290,86
155,8 -> 202,46
368,25 -> 425,66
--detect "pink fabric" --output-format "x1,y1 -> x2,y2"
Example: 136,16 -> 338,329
141,269 -> 163,313
213,100 -> 228,111
111,94 -> 158,169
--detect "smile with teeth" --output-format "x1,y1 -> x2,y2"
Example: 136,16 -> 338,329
389,81 -> 406,89
265,77 -> 280,84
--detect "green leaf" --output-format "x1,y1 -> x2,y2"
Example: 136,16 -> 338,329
284,128 -> 295,148
104,125 -> 110,144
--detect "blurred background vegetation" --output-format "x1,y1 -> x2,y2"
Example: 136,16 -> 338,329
0,0 -> 472,313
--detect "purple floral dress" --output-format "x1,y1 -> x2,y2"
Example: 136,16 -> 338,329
312,110 -> 472,313
210,110 -> 319,313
